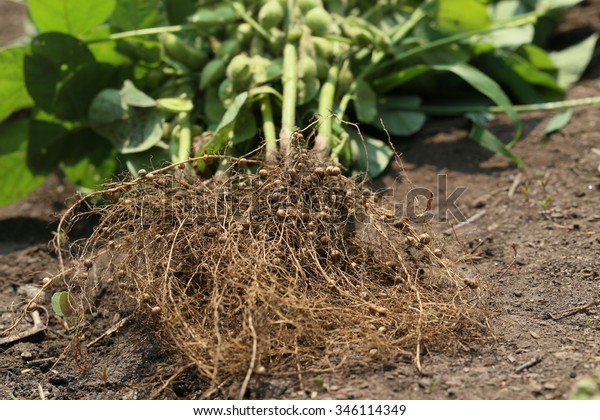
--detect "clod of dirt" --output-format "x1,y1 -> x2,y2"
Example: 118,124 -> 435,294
53,146 -> 489,396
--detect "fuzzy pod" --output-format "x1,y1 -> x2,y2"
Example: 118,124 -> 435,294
298,56 -> 317,81
235,23 -> 253,44
226,53 -> 252,91
189,3 -> 237,27
315,57 -> 330,80
216,38 -> 242,61
299,0 -> 323,14
341,20 -> 373,47
258,0 -> 284,30
218,79 -> 235,108
305,7 -> 332,37
312,36 -> 333,59
160,33 -> 207,70
200,58 -> 226,90
297,77 -> 320,105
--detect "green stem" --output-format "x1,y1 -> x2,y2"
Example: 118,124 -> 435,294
280,42 -> 298,154
315,61 -> 340,157
395,96 -> 600,115
374,11 -> 541,74
389,3 -> 428,45
231,2 -> 273,43
178,112 -> 191,164
85,24 -> 194,44
260,94 -> 277,161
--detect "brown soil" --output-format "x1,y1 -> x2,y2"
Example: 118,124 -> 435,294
1,2 -> 599,400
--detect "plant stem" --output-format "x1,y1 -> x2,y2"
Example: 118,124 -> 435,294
178,112 -> 192,164
374,12 -> 542,74
389,3 -> 428,45
315,61 -> 340,157
260,94 -> 277,162
395,96 -> 600,115
85,24 -> 195,44
280,42 -> 298,155
231,2 -> 273,43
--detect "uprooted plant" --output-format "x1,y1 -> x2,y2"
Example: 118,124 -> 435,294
49,139 -> 489,397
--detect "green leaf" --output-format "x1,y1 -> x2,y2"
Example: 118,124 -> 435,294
27,119 -> 69,175
436,0 -> 491,33
120,79 -> 156,107
84,26 -> 132,66
199,92 -> 248,155
0,46 -> 33,122
543,109 -> 573,136
0,120 -> 47,206
51,291 -> 77,318
89,81 -> 164,154
372,64 -> 431,94
354,79 -> 377,123
231,106 -> 258,145
164,0 -> 196,24
24,33 -> 96,119
468,118 -> 524,167
433,62 -> 521,144
348,129 -> 394,178
516,44 -> 556,72
111,0 -> 160,31
61,128 -> 118,190
551,34 -> 599,89
28,0 -> 116,35
377,96 -> 426,136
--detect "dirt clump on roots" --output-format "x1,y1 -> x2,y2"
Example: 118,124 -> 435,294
53,145 -> 489,397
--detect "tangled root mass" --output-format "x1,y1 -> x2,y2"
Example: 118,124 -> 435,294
58,148 -> 488,391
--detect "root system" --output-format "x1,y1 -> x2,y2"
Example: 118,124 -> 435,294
54,146 -> 489,394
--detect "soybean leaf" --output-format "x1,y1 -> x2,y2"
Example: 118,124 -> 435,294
0,120 -> 47,206
164,0 -> 196,24
436,0 -> 491,33
232,106 -> 258,144
199,92 -> 248,155
111,0 -> 159,31
468,118 -> 524,167
28,0 -> 116,36
89,82 -> 164,154
354,79 -> 377,123
84,26 -> 131,66
433,62 -> 521,144
543,108 -> 573,137
51,291 -> 77,318
24,33 -> 96,118
372,64 -> 431,94
348,129 -> 394,178
61,128 -> 118,190
120,80 -> 156,107
516,44 -> 556,72
551,33 -> 599,89
27,119 -> 69,174
377,96 -> 426,136
0,46 -> 33,122
534,0 -> 584,11
115,37 -> 161,63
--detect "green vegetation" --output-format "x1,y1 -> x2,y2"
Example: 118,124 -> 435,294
0,0 -> 598,205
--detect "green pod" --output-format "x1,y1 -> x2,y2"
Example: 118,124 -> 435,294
160,33 -> 207,70
287,25 -> 304,43
258,0 -> 284,30
200,58 -> 226,90
190,3 -> 237,27
315,57 -> 330,81
235,23 -> 253,44
297,77 -> 320,105
312,36 -> 333,59
298,56 -> 317,81
337,64 -> 353,95
299,0 -> 323,14
266,27 -> 286,56
216,38 -> 242,61
218,79 -> 235,108
226,53 -> 252,91
341,20 -> 373,47
305,7 -> 332,36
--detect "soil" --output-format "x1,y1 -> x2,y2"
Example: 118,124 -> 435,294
1,2 -> 599,400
